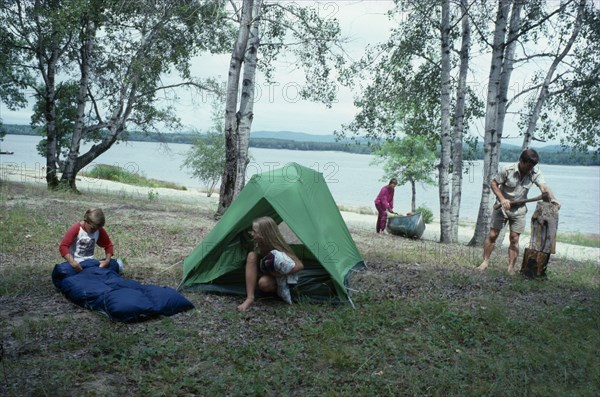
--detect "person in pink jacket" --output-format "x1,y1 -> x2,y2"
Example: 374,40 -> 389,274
374,178 -> 398,234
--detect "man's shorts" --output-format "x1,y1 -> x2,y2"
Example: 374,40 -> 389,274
490,204 -> 527,234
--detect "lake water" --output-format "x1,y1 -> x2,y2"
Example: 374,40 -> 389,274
1,134 -> 599,235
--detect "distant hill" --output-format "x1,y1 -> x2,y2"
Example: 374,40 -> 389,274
251,130 -> 337,143
1,124 -> 343,143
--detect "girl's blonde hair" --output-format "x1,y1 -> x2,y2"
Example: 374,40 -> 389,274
84,208 -> 105,228
252,216 -> 293,255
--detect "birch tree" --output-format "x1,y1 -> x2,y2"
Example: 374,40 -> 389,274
217,0 -> 254,216
234,0 -> 262,196
543,1 -> 600,154
339,0 -> 592,245
60,0 -> 230,190
468,0 -> 515,246
1,0 -> 231,190
520,0 -> 587,149
0,0 -> 76,187
215,1 -> 345,216
439,0 -> 452,243
341,0 -> 480,243
450,0 -> 472,241
517,0 -> 598,153
31,82 -> 79,168
469,0 -> 588,245
61,9 -> 97,190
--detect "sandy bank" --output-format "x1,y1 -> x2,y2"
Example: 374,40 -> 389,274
2,164 -> 598,263
341,211 -> 599,263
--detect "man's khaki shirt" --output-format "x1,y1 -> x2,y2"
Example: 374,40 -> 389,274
494,162 -> 546,203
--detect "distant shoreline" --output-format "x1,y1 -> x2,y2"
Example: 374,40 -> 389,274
2,126 -> 598,165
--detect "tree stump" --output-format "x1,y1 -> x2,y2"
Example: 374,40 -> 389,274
521,249 -> 551,278
520,202 -> 559,278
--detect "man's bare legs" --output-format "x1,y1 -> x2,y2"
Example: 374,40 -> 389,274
478,228 -> 520,274
477,228 -> 500,271
507,231 -> 521,275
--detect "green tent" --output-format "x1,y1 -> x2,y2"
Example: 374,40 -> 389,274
179,163 -> 365,305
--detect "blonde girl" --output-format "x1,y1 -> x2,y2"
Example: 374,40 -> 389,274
237,216 -> 303,311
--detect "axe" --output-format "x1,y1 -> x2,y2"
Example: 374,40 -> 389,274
493,192 -> 550,210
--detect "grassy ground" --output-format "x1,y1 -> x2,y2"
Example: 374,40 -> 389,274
1,181 -> 598,397
556,232 -> 600,248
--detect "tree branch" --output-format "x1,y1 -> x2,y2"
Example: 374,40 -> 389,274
505,0 -> 576,47
136,81 -> 222,100
87,87 -> 105,125
505,71 -> 569,109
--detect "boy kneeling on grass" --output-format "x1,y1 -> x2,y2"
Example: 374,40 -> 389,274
59,208 -> 123,273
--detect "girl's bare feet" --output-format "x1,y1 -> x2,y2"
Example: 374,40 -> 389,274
237,298 -> 254,311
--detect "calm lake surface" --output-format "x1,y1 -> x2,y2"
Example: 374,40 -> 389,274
2,134 -> 599,235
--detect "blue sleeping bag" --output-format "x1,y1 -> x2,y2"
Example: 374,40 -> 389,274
52,259 -> 194,322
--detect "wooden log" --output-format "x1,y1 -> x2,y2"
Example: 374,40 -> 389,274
520,202 -> 559,278
521,248 -> 550,278
529,202 -> 559,254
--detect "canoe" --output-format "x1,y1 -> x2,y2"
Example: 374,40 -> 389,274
386,213 -> 426,239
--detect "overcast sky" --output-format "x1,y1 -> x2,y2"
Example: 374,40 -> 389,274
170,0 -> 397,135
0,1 -> 395,136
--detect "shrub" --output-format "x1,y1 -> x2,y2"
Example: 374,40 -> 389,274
415,205 -> 433,223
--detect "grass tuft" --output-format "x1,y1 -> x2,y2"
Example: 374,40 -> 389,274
556,231 -> 600,248
81,164 -> 187,190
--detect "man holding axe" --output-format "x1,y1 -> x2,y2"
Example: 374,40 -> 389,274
478,148 -> 560,274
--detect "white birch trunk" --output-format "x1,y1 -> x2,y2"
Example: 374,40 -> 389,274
61,19 -> 96,191
450,0 -> 470,243
439,0 -> 453,243
469,0 -> 511,246
216,0 -> 253,217
493,0 -> 523,169
39,14 -> 63,189
234,0 -> 263,196
43,52 -> 60,189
